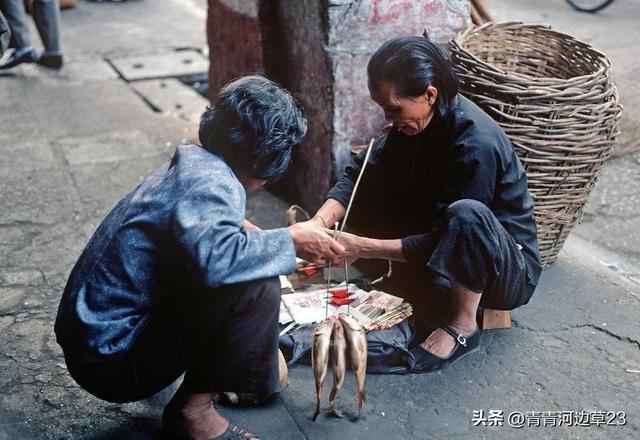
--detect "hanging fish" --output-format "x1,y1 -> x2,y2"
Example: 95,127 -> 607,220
312,317 -> 336,421
339,313 -> 367,412
329,318 -> 347,418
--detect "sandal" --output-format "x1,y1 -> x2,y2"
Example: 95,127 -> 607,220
213,424 -> 260,440
164,422 -> 260,440
163,408 -> 260,440
410,324 -> 482,373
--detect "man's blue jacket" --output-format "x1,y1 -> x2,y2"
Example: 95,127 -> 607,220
55,144 -> 296,363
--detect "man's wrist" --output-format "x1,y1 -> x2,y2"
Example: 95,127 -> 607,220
286,223 -> 299,242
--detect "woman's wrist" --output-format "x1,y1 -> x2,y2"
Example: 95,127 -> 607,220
360,237 -> 405,262
311,214 -> 328,228
313,198 -> 347,230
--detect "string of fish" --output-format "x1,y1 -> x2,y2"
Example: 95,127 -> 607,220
314,138 -> 374,421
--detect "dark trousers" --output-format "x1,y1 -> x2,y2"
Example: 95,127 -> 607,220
65,277 -> 282,404
356,199 -> 535,321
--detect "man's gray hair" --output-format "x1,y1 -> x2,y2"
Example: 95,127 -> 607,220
199,75 -> 307,182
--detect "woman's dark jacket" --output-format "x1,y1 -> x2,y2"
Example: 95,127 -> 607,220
327,94 -> 542,287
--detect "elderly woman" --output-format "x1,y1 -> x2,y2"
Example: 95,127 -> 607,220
312,37 -> 542,372
55,76 -> 344,440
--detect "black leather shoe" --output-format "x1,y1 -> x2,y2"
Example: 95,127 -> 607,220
410,324 -> 482,372
37,53 -> 63,69
0,48 -> 38,70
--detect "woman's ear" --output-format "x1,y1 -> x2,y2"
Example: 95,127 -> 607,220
425,85 -> 438,106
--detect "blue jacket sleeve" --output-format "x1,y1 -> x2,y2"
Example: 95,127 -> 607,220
171,177 -> 296,289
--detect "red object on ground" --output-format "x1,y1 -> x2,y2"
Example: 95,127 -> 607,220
328,287 -> 349,298
329,296 -> 355,306
302,267 -> 320,277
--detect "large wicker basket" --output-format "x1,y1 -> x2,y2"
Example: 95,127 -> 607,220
450,22 -> 622,268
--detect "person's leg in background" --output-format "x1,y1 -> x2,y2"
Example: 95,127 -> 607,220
1,8 -> 12,57
32,0 -> 63,68
0,0 -> 38,69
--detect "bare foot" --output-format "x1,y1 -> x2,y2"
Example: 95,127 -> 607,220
419,320 -> 478,359
420,279 -> 482,358
164,391 -> 258,439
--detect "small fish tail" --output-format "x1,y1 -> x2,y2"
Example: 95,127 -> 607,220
356,391 -> 366,411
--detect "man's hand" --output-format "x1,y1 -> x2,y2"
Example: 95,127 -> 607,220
287,221 -> 345,266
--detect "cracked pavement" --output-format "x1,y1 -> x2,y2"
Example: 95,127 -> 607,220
1,0 -> 639,438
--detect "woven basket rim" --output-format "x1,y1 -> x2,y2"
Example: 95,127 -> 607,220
450,23 -> 621,270
451,21 -> 611,84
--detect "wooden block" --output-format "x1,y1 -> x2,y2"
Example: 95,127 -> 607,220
60,0 -> 77,9
482,308 -> 511,330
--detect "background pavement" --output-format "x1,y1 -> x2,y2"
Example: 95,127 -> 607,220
0,0 -> 638,439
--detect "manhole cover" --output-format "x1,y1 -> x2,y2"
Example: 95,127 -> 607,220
109,50 -> 208,81
130,79 -> 209,123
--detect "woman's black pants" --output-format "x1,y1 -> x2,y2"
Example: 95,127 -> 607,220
356,199 -> 536,323
65,277 -> 282,404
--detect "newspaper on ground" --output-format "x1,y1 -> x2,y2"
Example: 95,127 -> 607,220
280,284 -> 411,328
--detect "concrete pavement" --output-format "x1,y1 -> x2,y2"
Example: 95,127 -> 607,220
1,0 -> 639,439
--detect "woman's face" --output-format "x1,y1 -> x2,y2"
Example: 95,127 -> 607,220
369,81 -> 438,136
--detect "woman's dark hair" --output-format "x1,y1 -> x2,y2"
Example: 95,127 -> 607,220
198,75 -> 307,182
367,36 -> 459,116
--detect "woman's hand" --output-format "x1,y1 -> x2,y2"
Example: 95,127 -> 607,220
243,219 -> 260,230
287,221 -> 346,266
324,229 -> 365,266
322,230 -> 407,265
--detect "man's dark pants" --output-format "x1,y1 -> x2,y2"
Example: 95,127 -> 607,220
65,277 -> 282,403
